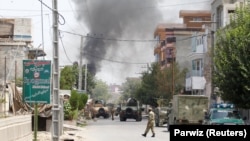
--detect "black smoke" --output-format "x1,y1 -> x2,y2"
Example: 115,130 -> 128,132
72,0 -> 163,76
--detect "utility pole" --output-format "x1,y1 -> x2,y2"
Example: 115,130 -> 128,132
52,0 -> 60,140
172,49 -> 175,97
4,56 -> 6,118
211,30 -> 215,103
78,36 -> 83,91
84,63 -> 87,90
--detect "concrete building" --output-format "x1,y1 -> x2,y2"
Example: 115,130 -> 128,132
153,10 -> 211,95
211,0 -> 247,31
210,0 -> 250,122
186,28 -> 211,96
0,18 -> 45,84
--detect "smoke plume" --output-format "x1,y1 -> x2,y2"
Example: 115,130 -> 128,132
72,0 -> 163,76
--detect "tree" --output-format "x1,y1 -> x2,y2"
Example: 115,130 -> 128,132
60,62 -> 96,94
60,66 -> 76,90
214,5 -> 250,108
92,79 -> 111,102
120,77 -> 141,101
136,62 -> 187,107
136,63 -> 161,106
78,93 -> 88,110
65,90 -> 88,120
69,90 -> 79,110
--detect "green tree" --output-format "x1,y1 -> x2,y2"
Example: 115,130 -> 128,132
214,5 -> 250,108
120,77 -> 141,101
60,62 -> 96,93
78,93 -> 88,110
60,66 -> 76,90
136,63 -> 160,106
92,79 -> 111,101
69,90 -> 79,110
136,62 -> 187,106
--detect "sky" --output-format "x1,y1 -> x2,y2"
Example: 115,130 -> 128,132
0,0 -> 212,85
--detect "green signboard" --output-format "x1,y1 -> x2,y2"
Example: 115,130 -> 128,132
22,60 -> 51,103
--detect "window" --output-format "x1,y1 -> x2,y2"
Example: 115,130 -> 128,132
192,59 -> 203,76
193,17 -> 202,21
228,10 -> 235,13
166,37 -> 176,43
166,48 -> 174,63
216,6 -> 223,29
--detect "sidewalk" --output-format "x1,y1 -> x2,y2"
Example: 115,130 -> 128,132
37,120 -> 87,141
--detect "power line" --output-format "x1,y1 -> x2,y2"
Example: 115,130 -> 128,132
83,52 -> 148,65
37,0 -> 65,25
59,31 -> 73,64
59,29 -> 157,42
59,29 -> 208,43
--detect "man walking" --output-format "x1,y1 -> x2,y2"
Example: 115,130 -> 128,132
142,107 -> 155,137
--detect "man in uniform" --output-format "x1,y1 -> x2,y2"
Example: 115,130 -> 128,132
111,106 -> 115,120
142,107 -> 155,137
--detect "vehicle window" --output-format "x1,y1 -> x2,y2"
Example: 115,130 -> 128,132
211,110 -> 241,119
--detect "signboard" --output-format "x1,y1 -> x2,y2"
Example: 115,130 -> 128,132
22,60 -> 51,103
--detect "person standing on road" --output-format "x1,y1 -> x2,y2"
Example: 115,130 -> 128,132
111,106 -> 115,120
142,107 -> 155,137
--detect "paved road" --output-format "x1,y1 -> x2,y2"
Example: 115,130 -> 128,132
81,115 -> 169,141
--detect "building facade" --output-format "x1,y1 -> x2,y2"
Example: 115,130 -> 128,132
0,18 -> 45,84
153,10 -> 211,95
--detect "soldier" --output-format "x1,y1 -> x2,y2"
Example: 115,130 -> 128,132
111,106 -> 115,120
142,107 -> 155,137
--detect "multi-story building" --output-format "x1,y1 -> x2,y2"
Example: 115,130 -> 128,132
153,10 -> 211,95
186,28 -> 211,96
185,0 -> 247,97
211,0 -> 247,31
0,18 -> 45,84
210,0 -> 250,119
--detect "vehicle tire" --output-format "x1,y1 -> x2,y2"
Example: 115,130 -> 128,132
104,114 -> 110,119
120,116 -> 125,121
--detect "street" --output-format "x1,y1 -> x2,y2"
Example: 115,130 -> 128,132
81,115 -> 169,141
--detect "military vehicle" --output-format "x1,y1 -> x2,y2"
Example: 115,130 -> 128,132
203,103 -> 246,125
91,99 -> 110,119
167,95 -> 209,131
154,106 -> 169,127
119,98 -> 143,121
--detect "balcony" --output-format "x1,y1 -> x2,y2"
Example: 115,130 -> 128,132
191,70 -> 203,77
185,76 -> 206,91
185,68 -> 206,91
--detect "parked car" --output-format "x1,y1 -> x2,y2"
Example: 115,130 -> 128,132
203,103 -> 246,125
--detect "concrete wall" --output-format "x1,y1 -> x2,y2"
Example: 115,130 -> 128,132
0,115 -> 32,141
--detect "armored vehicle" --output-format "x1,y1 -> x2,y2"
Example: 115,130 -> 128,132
119,98 -> 143,121
167,95 -> 209,131
91,99 -> 110,119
